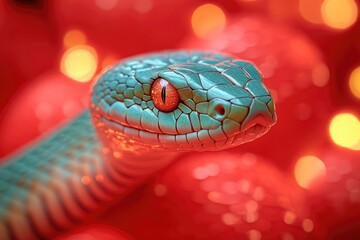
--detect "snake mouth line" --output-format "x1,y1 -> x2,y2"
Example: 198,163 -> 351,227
231,123 -> 270,145
99,115 -> 270,150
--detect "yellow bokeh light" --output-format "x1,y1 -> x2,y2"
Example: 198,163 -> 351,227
299,0 -> 324,24
191,3 -> 226,40
63,29 -> 87,48
294,155 -> 326,189
60,45 -> 98,83
351,142 -> 360,151
349,66 -> 360,99
329,113 -> 360,150
321,0 -> 358,29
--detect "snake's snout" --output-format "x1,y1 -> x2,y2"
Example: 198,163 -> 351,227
241,98 -> 276,131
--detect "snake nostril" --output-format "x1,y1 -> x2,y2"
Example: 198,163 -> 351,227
208,99 -> 230,121
214,105 -> 225,116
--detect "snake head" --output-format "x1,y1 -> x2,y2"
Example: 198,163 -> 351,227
90,51 -> 276,153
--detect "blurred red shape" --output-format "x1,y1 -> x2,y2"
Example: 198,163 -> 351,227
0,0 -> 60,113
181,15 -> 332,170
55,224 -> 134,240
0,70 -> 89,158
97,152 -> 313,240
302,145 -> 360,239
49,0 -> 197,57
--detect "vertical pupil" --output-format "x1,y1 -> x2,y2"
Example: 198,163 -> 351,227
161,86 -> 166,104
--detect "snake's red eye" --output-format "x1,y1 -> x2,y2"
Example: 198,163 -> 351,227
151,78 -> 180,112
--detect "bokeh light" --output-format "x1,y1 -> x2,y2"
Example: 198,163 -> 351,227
321,0 -> 358,30
63,29 -> 87,48
329,113 -> 360,150
299,0 -> 324,24
95,0 -> 119,11
294,155 -> 326,189
312,63 -> 330,87
349,66 -> 360,99
302,218 -> 314,233
191,3 -> 226,40
60,45 -> 98,82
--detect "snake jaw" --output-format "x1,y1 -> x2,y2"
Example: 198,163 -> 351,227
94,102 -> 274,153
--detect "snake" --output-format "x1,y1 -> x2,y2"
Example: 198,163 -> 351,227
0,51 -> 276,239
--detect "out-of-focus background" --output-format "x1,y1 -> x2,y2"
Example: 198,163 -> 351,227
1,0 -> 360,239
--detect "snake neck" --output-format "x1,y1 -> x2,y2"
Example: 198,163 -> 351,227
102,147 -> 180,183
0,111 -> 181,240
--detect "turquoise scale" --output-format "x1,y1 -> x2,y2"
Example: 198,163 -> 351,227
0,51 -> 275,239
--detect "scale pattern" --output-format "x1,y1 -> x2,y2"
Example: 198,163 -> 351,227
0,112 -> 101,239
92,51 -> 275,152
0,51 -> 275,239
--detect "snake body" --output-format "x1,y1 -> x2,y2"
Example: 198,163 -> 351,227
0,51 -> 276,239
